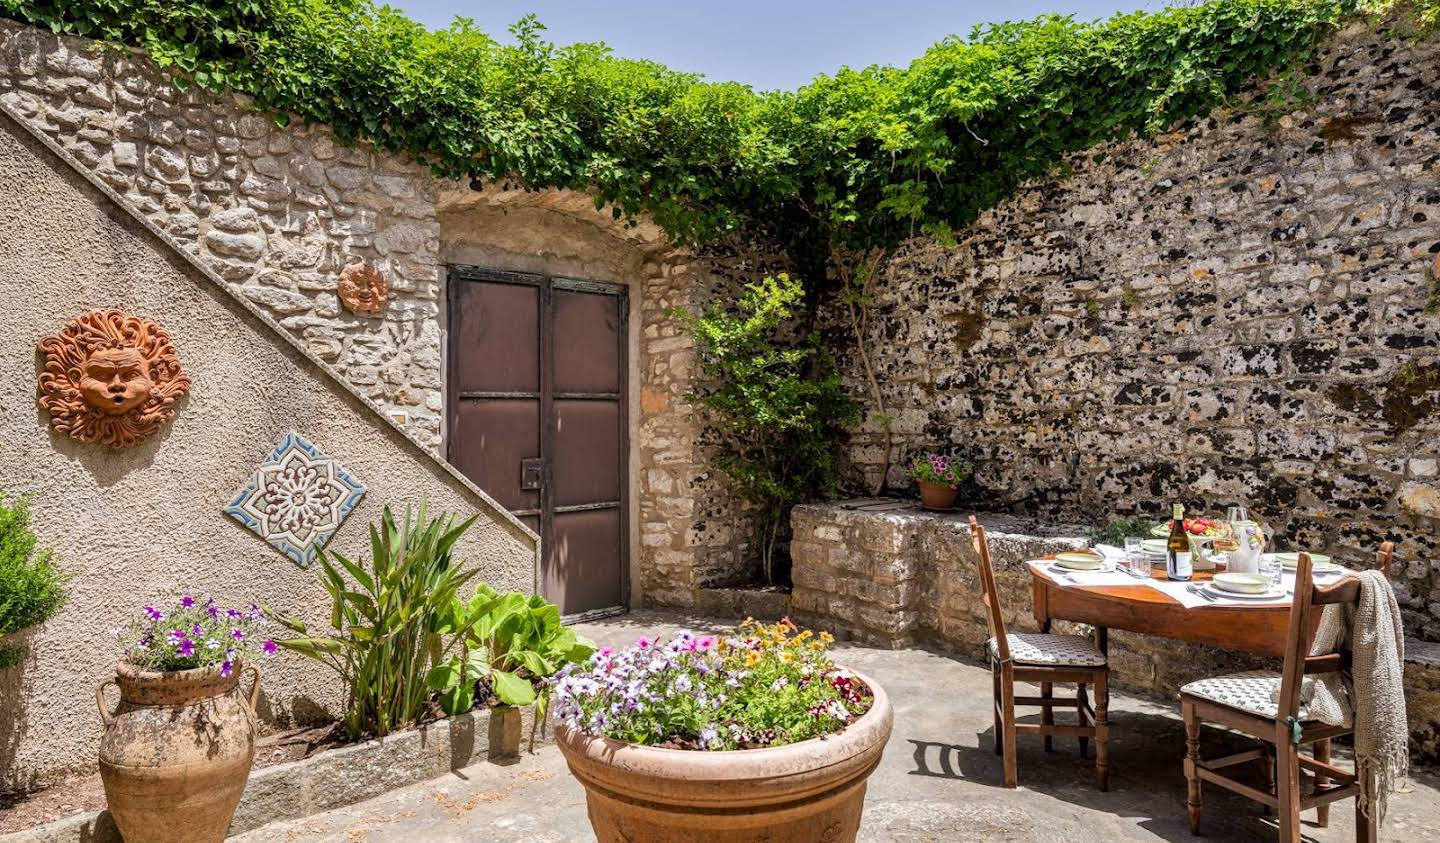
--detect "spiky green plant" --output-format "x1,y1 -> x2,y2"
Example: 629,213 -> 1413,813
269,503 -> 481,739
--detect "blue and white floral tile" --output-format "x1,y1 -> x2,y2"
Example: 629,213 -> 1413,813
225,432 -> 366,567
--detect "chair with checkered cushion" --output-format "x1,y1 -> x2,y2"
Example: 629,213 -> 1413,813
1180,543 -> 1392,843
970,516 -> 1110,790
987,632 -> 1108,667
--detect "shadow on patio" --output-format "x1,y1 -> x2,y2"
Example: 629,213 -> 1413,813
577,612 -> 1440,843
238,610 -> 1440,842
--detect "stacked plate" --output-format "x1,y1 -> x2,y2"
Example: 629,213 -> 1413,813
1274,552 -> 1342,577
1204,571 -> 1286,600
1141,538 -> 1169,566
1054,551 -> 1106,571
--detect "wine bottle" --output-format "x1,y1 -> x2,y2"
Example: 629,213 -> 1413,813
1166,502 -> 1193,581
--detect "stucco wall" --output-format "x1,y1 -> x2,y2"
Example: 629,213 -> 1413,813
0,109 -> 537,790
821,19 -> 1440,639
0,18 -> 447,449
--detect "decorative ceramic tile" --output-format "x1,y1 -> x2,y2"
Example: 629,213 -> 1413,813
225,432 -> 365,567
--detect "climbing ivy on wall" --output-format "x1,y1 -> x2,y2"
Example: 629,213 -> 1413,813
0,0 -> 1380,279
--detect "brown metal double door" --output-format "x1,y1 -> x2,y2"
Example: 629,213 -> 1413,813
447,266 -> 627,617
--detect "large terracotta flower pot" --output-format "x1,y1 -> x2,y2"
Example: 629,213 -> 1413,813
97,661 -> 260,843
556,671 -> 893,843
918,480 -> 958,511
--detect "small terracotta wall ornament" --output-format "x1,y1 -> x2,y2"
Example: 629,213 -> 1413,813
336,261 -> 388,315
36,309 -> 191,447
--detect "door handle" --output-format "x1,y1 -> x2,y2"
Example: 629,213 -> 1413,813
521,457 -> 543,491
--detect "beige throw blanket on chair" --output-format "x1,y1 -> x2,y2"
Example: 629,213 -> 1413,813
1279,570 -> 1408,822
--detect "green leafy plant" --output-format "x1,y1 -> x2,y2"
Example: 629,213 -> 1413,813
426,584 -> 595,716
0,492 -> 70,668
0,0 -> 1373,281
269,503 -> 481,739
678,274 -> 858,582
1085,516 -> 1160,546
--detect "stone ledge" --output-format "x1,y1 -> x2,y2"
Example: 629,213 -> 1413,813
0,706 -> 533,843
695,586 -> 790,621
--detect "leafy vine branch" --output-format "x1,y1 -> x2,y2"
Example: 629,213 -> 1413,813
0,0 -> 1393,279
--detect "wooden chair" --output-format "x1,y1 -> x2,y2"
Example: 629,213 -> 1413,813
970,516 -> 1110,790
1181,542 -> 1394,841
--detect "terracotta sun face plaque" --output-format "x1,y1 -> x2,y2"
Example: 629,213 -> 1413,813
225,432 -> 365,567
336,261 -> 388,315
36,309 -> 191,447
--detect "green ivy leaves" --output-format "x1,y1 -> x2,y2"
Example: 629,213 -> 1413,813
0,0 -> 1371,273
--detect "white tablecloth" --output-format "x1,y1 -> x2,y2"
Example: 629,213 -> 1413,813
1032,552 -> 1355,609
1025,559 -> 1154,588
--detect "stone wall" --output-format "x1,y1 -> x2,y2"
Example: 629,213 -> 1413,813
0,109 -> 536,787
0,19 -> 446,448
0,17 -> 763,609
790,502 -> 1440,762
821,20 -> 1440,638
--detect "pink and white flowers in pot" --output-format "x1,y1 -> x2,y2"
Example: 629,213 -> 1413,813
907,451 -> 971,511
550,619 -> 893,842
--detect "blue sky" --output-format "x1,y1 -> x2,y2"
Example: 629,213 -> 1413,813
388,0 -> 1164,90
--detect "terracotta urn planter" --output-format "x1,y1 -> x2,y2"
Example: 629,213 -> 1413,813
556,671 -> 893,843
918,480 -> 958,511
97,661 -> 261,843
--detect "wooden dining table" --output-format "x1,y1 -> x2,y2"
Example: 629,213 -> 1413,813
1030,562 -> 1297,658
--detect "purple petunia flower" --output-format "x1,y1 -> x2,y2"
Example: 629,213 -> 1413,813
192,623 -> 203,637
144,605 -> 164,622
169,629 -> 186,643
207,604 -> 220,619
231,629 -> 245,640
262,639 -> 277,655
220,660 -> 233,678
181,595 -> 195,608
177,638 -> 195,657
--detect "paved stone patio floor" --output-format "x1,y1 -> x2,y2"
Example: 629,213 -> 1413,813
235,611 -> 1440,842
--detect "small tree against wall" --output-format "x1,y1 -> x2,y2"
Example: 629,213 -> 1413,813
679,274 -> 858,584
0,492 -> 70,668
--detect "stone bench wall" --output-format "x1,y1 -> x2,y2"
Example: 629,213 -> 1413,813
790,501 -> 1440,762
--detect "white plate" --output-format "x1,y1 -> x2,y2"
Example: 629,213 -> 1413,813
1055,552 -> 1104,570
1201,582 -> 1287,601
1276,552 -> 1334,570
1141,539 -> 1169,554
1048,563 -> 1112,577
1213,572 -> 1271,594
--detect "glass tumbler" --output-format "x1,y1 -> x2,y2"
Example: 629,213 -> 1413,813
1124,536 -> 1147,576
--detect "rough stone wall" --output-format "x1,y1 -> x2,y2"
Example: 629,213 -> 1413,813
822,21 -> 1440,638
637,244 -> 784,602
0,20 -> 447,449
790,503 -> 1440,762
0,110 -> 536,787
0,17 -> 765,609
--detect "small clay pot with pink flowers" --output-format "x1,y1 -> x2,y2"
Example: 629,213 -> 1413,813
97,596 -> 275,843
907,451 -> 971,511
